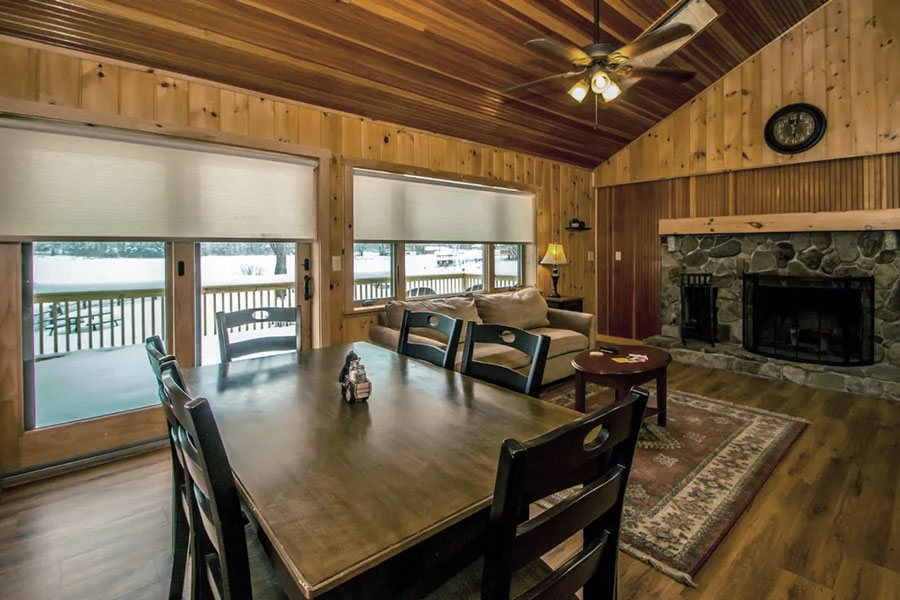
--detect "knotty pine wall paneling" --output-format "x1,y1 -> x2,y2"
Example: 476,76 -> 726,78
0,37 -> 596,348
596,152 -> 900,339
594,0 -> 900,186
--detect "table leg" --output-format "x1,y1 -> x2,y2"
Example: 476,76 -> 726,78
574,370 -> 586,413
656,367 -> 667,427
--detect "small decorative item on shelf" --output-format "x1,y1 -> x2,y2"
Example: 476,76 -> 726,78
339,351 -> 371,403
565,218 -> 591,231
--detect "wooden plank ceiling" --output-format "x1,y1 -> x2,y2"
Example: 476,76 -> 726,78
0,0 -> 826,167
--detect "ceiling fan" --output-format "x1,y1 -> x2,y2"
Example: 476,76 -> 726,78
504,0 -> 698,116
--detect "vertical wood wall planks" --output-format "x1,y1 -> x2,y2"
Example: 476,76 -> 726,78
37,52 -> 80,107
219,90 -> 249,135
0,42 -> 38,100
79,60 -> 119,114
118,69 -> 155,119
592,0 -> 900,186
187,82 -> 220,130
155,76 -> 189,126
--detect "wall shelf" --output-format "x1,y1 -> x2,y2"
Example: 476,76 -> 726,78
565,226 -> 592,232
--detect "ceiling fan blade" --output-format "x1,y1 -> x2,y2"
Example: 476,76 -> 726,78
502,70 -> 586,94
608,23 -> 694,63
524,38 -> 592,66
615,65 -> 696,82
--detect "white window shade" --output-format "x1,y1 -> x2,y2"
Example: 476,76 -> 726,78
0,119 -> 317,240
354,169 -> 535,243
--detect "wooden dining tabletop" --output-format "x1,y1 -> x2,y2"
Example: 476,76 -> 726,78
181,341 -> 579,599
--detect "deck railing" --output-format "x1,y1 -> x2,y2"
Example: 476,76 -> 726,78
355,273 -> 520,302
33,281 -> 295,357
34,288 -> 167,356
33,274 -> 519,356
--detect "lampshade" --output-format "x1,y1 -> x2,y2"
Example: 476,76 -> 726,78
567,80 -> 589,103
540,243 -> 568,265
590,70 -> 611,94
601,81 -> 621,102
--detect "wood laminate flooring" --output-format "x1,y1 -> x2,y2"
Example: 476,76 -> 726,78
0,363 -> 897,599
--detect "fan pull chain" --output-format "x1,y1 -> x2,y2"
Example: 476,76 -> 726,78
594,94 -> 599,130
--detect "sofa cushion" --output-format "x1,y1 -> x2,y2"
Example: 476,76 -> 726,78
384,296 -> 480,342
528,327 -> 589,357
454,327 -> 588,372
472,288 -> 549,330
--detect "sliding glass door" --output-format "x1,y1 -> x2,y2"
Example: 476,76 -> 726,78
24,241 -> 167,428
198,242 -> 300,365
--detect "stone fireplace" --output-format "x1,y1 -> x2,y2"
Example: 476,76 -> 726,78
648,230 -> 900,401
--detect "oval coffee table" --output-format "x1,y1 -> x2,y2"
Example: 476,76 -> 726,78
571,345 -> 672,425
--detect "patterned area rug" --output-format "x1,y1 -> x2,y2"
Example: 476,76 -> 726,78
541,382 -> 808,587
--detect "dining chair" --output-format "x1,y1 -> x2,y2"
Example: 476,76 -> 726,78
424,387 -> 649,600
397,309 -> 464,370
145,336 -> 193,600
161,372 -> 285,600
215,306 -> 301,363
460,322 -> 550,397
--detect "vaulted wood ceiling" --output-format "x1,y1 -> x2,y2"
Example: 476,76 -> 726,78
0,0 -> 827,167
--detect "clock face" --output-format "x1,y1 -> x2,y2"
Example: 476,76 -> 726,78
765,103 -> 826,154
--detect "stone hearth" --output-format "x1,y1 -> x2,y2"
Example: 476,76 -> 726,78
647,230 -> 900,401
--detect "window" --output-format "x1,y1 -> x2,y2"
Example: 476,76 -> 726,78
25,241 -> 167,428
353,243 -> 395,303
405,243 -> 485,297
494,244 -> 523,289
199,242 -> 297,365
352,169 -> 534,304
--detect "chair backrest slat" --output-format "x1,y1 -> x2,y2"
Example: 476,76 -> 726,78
520,533 -> 610,600
511,466 -> 624,571
216,306 -> 301,362
161,372 -> 252,600
397,309 -> 464,370
482,388 -> 649,600
460,322 -> 550,397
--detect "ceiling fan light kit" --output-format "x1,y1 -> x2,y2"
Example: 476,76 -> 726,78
504,0 -> 699,127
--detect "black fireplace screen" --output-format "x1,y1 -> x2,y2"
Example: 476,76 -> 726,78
681,273 -> 717,345
743,273 -> 875,366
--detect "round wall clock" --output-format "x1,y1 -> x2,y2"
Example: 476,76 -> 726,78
764,103 -> 827,154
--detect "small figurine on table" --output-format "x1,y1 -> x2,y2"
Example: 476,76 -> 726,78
339,351 -> 371,403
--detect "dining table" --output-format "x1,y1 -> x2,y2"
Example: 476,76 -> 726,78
181,341 -> 580,600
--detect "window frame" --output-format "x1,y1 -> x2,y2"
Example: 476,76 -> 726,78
352,241 -> 525,305
344,161 -> 538,314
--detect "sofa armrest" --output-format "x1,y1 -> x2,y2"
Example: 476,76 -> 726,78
546,308 -> 596,350
368,325 -> 446,351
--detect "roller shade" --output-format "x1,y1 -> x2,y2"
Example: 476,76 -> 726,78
353,169 -> 535,243
0,119 -> 317,240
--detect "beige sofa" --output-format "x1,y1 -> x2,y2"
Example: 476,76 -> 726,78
368,288 -> 595,384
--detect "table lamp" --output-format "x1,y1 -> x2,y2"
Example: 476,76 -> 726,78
540,243 -> 568,298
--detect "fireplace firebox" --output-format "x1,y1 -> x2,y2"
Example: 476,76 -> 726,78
742,273 -> 875,366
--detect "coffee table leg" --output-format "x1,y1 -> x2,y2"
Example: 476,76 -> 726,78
575,370 -> 586,413
656,367 -> 667,426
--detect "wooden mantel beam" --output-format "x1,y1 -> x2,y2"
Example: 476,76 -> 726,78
658,209 -> 900,235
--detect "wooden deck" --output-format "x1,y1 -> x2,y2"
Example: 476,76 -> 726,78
0,362 -> 897,599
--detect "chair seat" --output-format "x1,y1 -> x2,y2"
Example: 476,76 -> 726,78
206,524 -> 286,600
423,556 -> 576,600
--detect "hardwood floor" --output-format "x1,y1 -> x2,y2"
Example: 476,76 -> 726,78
0,363 -> 897,599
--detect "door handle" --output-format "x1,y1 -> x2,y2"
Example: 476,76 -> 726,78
303,275 -> 312,301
